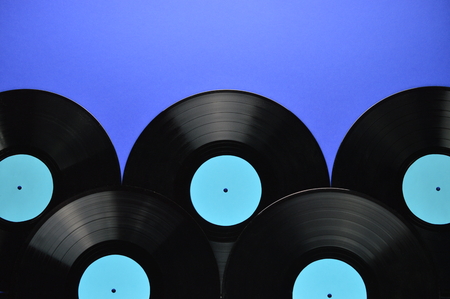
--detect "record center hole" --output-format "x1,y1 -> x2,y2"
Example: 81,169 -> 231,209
223,188 -> 228,193
111,288 -> 116,293
17,186 -> 22,190
327,294 -> 332,298
436,186 -> 441,191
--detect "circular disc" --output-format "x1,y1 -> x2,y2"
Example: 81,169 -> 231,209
0,154 -> 53,222
292,258 -> 366,299
12,189 -> 220,299
190,155 -> 262,226
78,254 -> 150,299
222,188 -> 438,299
123,90 -> 329,241
331,86 -> 450,292
0,89 -> 121,293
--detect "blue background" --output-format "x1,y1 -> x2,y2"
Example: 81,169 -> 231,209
1,1 -> 449,175
1,2 -> 450,297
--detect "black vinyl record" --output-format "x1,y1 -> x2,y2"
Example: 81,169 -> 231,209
12,188 -> 220,299
332,86 -> 450,295
123,90 -> 329,241
0,89 -> 121,294
222,188 -> 438,299
123,90 -> 329,288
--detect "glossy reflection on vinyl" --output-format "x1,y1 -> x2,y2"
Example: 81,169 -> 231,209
190,155 -> 262,226
293,259 -> 366,299
0,154 -> 53,222
78,254 -> 150,299
402,154 -> 450,225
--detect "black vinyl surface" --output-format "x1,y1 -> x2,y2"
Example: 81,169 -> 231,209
124,90 -> 330,241
0,89 -> 121,294
332,86 -> 450,294
223,188 -> 438,299
12,189 -> 220,299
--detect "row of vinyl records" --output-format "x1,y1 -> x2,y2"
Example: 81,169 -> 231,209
0,87 -> 449,298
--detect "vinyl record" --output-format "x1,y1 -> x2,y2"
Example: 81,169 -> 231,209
123,90 -> 329,242
222,188 -> 438,299
332,86 -> 450,294
12,188 -> 220,299
0,89 -> 121,294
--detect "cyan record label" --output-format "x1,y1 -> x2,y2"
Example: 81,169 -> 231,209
0,154 -> 53,222
293,259 -> 366,299
403,154 -> 450,225
190,155 -> 262,226
78,254 -> 150,299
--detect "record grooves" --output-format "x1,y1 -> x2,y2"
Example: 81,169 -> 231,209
222,188 -> 438,299
12,188 -> 220,299
0,89 -> 121,295
123,90 -> 330,241
123,90 -> 329,291
332,86 -> 450,295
